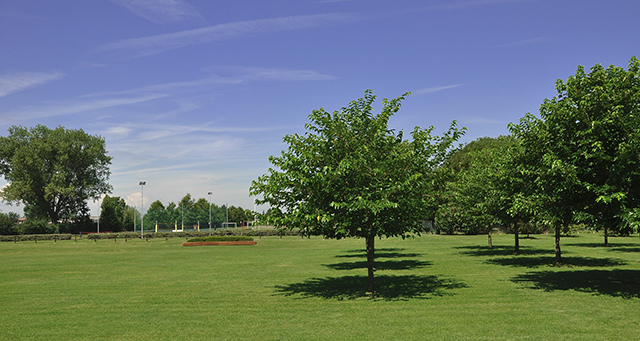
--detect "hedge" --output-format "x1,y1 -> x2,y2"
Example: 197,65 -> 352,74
186,236 -> 254,243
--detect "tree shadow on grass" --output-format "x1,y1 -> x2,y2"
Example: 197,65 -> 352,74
455,245 -> 553,257
609,247 -> 640,253
566,242 -> 640,253
485,256 -> 627,268
336,248 -> 423,259
566,242 -> 639,248
324,259 -> 432,271
274,274 -> 467,301
512,269 -> 640,299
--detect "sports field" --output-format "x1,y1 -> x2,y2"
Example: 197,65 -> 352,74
1,233 -> 639,340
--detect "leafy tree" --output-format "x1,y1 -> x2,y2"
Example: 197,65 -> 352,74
510,113 -> 583,264
100,195 -> 127,232
148,200 -> 165,211
0,212 -> 18,235
436,136 -> 511,236
535,57 -> 640,246
250,90 -> 464,293
0,125 -> 112,224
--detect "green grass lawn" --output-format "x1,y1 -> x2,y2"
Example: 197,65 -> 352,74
1,232 -> 639,340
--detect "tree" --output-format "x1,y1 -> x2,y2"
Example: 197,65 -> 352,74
0,212 -> 18,235
510,113 -> 583,264
250,90 -> 464,293
0,125 -> 112,224
148,200 -> 165,211
536,57 -> 640,246
513,57 -> 640,254
100,195 -> 127,232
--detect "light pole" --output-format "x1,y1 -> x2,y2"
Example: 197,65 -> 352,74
139,181 -> 146,238
208,192 -> 213,235
97,196 -> 101,234
226,203 -> 228,229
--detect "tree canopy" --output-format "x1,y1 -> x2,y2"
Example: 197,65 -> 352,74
250,90 -> 465,293
0,125 -> 112,224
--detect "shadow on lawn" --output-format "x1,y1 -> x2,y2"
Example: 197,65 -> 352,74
274,274 -> 467,300
566,242 -> 640,254
336,248 -> 423,259
324,259 -> 432,271
567,242 -> 639,248
455,245 -> 553,257
485,256 -> 627,268
512,269 -> 640,299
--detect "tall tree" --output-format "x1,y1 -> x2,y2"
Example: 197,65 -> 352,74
100,195 -> 127,232
0,125 -> 112,224
518,57 -> 640,249
510,113 -> 582,264
250,90 -> 464,293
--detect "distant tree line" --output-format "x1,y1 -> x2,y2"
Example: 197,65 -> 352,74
142,193 -> 255,230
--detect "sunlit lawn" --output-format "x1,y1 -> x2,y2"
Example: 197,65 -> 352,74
1,232 -> 639,340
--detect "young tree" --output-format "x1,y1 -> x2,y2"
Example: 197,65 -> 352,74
0,125 -> 112,224
510,114 -> 582,264
535,57 -> 640,246
250,90 -> 464,293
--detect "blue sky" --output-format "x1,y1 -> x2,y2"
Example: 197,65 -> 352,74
1,0 -> 639,216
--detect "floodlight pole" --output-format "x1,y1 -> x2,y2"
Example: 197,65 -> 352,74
226,203 -> 228,230
97,196 -> 100,234
139,181 -> 146,238
208,192 -> 212,235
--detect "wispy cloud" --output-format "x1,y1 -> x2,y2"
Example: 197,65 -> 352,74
1,94 -> 166,123
95,12 -> 366,57
0,71 -> 64,97
111,0 -> 203,24
2,66 -> 334,124
209,66 -> 337,82
413,84 -> 463,96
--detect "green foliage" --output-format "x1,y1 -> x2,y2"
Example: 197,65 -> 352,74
251,90 -> 465,292
539,58 -> 640,235
0,213 -> 18,235
143,195 -> 252,229
19,218 -> 55,235
100,195 -> 128,232
0,125 -> 112,224
186,236 -> 254,242
252,90 -> 464,238
510,57 -> 640,252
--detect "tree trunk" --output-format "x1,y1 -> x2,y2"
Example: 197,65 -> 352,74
488,231 -> 492,249
514,222 -> 520,255
366,234 -> 376,293
555,224 -> 562,265
604,225 -> 609,247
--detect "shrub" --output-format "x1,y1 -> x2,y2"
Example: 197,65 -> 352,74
0,213 -> 18,235
20,219 -> 55,235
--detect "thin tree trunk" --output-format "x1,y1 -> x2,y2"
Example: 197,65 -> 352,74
366,234 -> 376,293
604,225 -> 609,247
555,224 -> 562,265
488,231 -> 492,249
514,222 -> 520,255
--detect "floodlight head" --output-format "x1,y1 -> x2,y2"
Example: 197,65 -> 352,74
208,192 -> 212,195
139,181 -> 146,185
